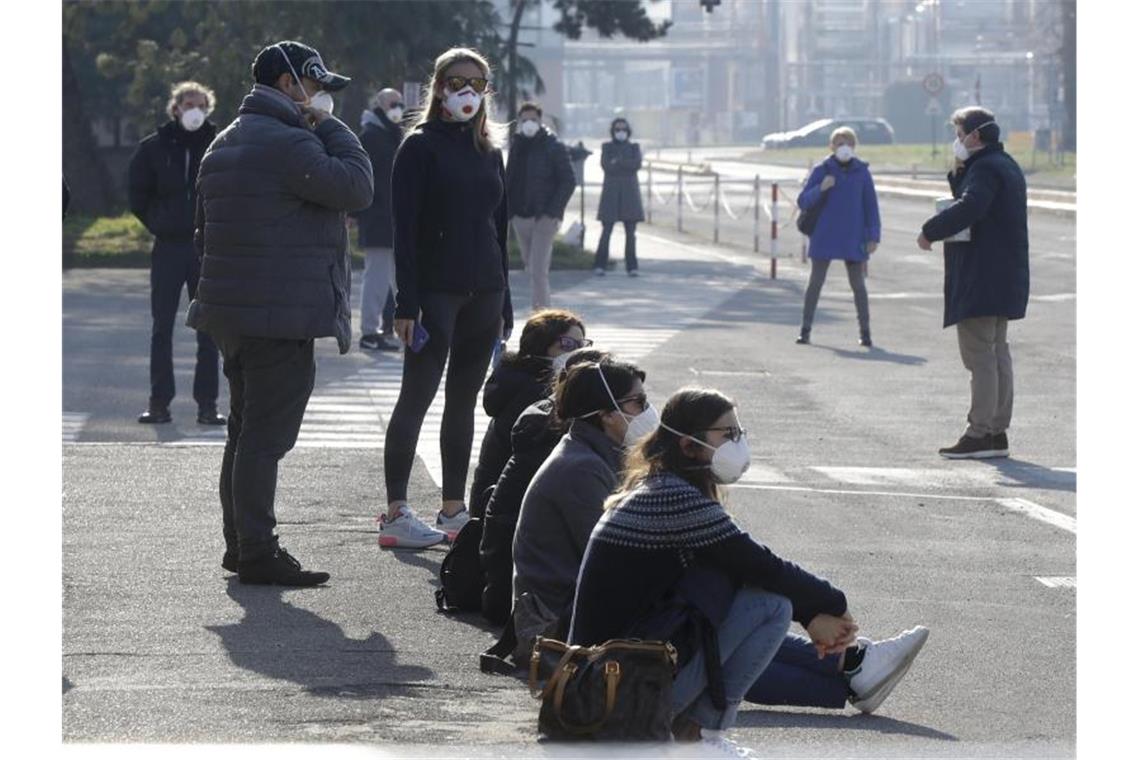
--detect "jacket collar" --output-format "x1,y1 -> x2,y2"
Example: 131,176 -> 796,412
421,117 -> 474,140
361,108 -> 400,132
568,418 -> 623,472
965,141 -> 1004,167
825,154 -> 867,172
158,118 -> 217,147
239,84 -> 307,129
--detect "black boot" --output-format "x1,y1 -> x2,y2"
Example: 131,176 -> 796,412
859,331 -> 873,348
795,329 -> 811,345
238,548 -> 329,587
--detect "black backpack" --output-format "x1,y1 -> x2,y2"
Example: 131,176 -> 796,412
435,516 -> 485,613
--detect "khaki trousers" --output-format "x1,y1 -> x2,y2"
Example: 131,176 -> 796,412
956,316 -> 1014,438
511,215 -> 559,310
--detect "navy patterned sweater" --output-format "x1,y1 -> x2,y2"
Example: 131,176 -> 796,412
568,472 -> 848,646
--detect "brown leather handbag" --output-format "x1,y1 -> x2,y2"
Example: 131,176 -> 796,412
528,637 -> 678,741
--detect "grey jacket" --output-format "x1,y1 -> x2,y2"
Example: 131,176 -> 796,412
512,419 -> 623,619
186,85 -> 373,353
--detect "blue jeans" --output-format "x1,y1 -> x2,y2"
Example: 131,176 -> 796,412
672,588 -> 793,730
745,633 -> 850,709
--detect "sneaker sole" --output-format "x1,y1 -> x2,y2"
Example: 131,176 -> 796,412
851,627 -> 930,714
378,533 -> 446,549
939,448 -> 1008,460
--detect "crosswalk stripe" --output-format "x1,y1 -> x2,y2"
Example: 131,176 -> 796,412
1035,576 -> 1076,589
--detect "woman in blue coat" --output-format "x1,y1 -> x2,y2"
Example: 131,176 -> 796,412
795,127 -> 881,347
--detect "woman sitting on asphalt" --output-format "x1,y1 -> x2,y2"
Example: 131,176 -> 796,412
568,388 -> 929,741
467,309 -> 589,520
510,359 -> 652,652
479,347 -> 610,625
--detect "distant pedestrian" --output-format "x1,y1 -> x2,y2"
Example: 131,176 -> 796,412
918,107 -> 1029,460
128,80 -> 224,425
187,41 -> 373,586
506,102 -> 576,310
378,47 -> 514,549
594,117 -> 644,276
795,126 -> 881,347
353,87 -> 404,351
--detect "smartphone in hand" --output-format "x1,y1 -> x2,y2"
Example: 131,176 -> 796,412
411,323 -> 430,353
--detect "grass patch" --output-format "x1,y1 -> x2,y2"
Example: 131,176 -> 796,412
63,213 -> 596,270
741,139 -> 1075,188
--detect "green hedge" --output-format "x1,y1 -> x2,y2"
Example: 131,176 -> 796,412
62,213 -> 596,270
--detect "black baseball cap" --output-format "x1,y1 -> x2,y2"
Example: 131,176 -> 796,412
252,40 -> 350,91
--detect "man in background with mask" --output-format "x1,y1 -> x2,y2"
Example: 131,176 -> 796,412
505,102 -> 576,310
187,41 -> 373,586
352,87 -> 404,351
128,80 -> 224,426
917,106 -> 1029,460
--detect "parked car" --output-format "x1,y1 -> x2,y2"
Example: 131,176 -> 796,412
761,118 -> 895,149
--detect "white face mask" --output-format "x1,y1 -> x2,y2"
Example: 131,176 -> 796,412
519,119 -> 540,138
180,107 -> 205,132
443,87 -> 482,122
550,352 -> 571,375
953,120 -> 996,162
590,364 -> 657,447
662,422 -> 751,484
951,137 -> 970,162
613,130 -> 629,142
834,144 -> 854,162
385,106 -> 404,123
309,90 -> 335,115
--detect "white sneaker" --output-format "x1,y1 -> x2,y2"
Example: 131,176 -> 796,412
594,267 -> 606,276
377,505 -> 447,549
847,626 -> 930,714
436,508 -> 471,541
699,730 -> 757,758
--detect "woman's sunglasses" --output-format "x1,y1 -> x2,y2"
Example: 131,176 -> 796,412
557,336 -> 594,352
701,426 -> 747,442
617,393 -> 649,414
444,76 -> 490,94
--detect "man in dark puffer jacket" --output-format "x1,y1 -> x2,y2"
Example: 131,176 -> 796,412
187,41 -> 373,587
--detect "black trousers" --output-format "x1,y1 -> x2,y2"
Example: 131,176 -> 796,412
149,239 -> 219,409
384,290 -> 504,503
593,221 -> 639,272
213,334 -> 316,562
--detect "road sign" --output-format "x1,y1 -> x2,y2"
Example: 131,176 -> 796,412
923,73 -> 944,95
925,97 -> 942,116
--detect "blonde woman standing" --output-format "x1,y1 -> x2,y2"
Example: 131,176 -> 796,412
379,47 -> 515,549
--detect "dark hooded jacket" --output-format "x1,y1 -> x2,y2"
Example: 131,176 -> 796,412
390,119 -> 513,333
468,354 -> 552,512
479,396 -> 563,624
921,141 -> 1030,327
128,119 -> 218,242
505,125 -> 576,219
186,85 -> 373,353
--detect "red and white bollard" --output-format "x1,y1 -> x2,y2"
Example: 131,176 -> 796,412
770,182 -> 779,279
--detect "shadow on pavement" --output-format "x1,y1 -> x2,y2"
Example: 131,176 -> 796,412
820,344 -> 929,366
734,709 -> 958,741
984,458 -> 1076,493
388,545 -> 445,584
207,579 -> 434,699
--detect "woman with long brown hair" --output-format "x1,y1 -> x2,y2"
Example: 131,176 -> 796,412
378,47 -> 514,548
569,388 -> 929,740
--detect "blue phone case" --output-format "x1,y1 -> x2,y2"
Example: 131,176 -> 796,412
411,323 -> 430,353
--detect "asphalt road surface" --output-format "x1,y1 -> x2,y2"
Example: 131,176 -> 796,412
62,188 -> 1075,757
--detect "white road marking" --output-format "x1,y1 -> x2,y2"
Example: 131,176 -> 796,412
62,412 -> 89,443
689,367 -> 771,377
730,482 -> 995,501
1035,576 -> 1076,589
996,497 -> 1076,534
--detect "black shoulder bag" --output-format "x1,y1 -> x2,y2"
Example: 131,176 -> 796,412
795,175 -> 832,236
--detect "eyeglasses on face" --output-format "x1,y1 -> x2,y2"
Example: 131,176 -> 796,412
701,426 -> 747,442
557,335 -> 593,352
617,392 -> 648,414
444,76 -> 490,94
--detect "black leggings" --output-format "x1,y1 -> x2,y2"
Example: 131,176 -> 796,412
384,290 -> 505,503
